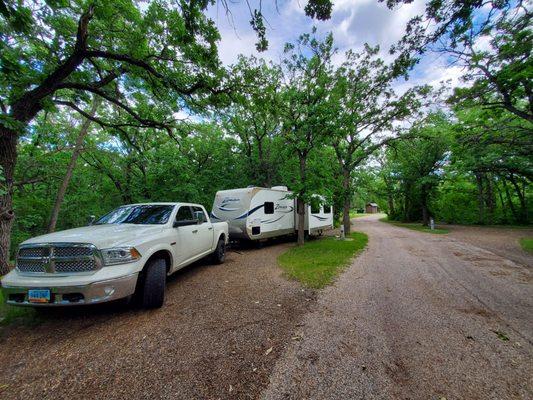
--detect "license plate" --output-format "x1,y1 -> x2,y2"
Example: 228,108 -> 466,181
28,289 -> 51,303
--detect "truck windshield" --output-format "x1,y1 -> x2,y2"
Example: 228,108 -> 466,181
95,205 -> 174,225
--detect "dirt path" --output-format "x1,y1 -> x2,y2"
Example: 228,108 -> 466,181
263,215 -> 533,400
0,242 -> 315,400
446,224 -> 533,267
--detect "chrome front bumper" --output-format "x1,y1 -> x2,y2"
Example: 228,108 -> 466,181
1,272 -> 139,306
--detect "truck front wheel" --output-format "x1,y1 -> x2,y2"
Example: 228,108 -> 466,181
141,258 -> 166,308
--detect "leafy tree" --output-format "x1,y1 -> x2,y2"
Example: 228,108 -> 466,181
279,31 -> 337,244
383,0 -> 515,61
0,0 -> 226,273
447,6 -> 532,123
447,106 -> 531,223
330,44 -> 429,234
47,97 -> 100,232
224,56 -> 283,186
387,114 -> 450,225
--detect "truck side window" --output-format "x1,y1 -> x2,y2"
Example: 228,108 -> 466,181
176,206 -> 193,221
323,205 -> 331,214
192,206 -> 207,223
264,202 -> 274,214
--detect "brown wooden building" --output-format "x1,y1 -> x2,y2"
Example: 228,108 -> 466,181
365,202 -> 379,214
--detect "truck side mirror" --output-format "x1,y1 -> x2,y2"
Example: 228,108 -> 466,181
88,215 -> 96,226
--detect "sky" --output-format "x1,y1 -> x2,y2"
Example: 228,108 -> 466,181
206,0 -> 465,93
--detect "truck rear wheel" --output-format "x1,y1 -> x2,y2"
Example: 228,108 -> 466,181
141,258 -> 166,308
212,238 -> 226,264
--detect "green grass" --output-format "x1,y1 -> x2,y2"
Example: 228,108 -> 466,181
350,212 -> 388,219
349,211 -> 363,218
349,212 -> 370,218
278,232 -> 368,289
380,216 -> 449,234
520,238 -> 533,253
0,288 -> 37,326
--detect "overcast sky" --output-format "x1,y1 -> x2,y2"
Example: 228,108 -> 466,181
206,0 -> 465,92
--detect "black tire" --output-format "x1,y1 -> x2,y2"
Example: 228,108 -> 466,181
212,238 -> 226,264
141,258 -> 166,308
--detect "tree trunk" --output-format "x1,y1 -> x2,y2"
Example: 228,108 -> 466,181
420,185 -> 429,226
0,127 -> 18,275
297,155 -> 306,245
257,139 -> 269,187
296,196 -> 306,245
383,177 -> 395,217
342,168 -> 351,235
47,99 -> 99,232
502,178 -> 518,221
484,174 -> 495,222
475,172 -> 485,224
495,180 -> 507,222
509,173 -> 528,223
387,192 -> 395,217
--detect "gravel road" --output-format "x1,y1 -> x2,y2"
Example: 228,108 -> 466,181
1,217 -> 531,400
263,215 -> 532,400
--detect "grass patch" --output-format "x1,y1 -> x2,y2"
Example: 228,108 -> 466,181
349,212 -> 369,218
278,232 -> 368,289
349,212 -> 388,219
519,238 -> 533,253
0,288 -> 37,326
380,216 -> 449,234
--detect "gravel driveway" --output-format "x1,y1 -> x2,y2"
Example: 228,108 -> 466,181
0,241 -> 315,400
263,215 -> 532,400
1,217 -> 531,400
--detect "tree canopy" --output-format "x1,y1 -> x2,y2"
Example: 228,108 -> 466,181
0,0 -> 530,273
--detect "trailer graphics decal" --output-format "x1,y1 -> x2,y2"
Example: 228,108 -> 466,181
262,215 -> 285,224
217,197 -> 242,211
235,204 -> 265,219
275,203 -> 294,213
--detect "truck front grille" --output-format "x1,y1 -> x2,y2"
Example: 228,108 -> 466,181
16,243 -> 101,274
17,260 -> 46,273
55,259 -> 98,273
19,247 -> 49,258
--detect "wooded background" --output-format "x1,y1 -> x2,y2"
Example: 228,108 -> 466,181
0,0 -> 531,273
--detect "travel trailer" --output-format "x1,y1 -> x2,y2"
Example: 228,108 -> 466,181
211,186 -> 333,241
305,195 -> 334,236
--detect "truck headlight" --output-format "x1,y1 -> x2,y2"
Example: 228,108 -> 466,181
101,247 -> 141,266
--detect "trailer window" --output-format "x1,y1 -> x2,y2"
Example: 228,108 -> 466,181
323,205 -> 331,214
264,202 -> 274,214
192,206 -> 207,223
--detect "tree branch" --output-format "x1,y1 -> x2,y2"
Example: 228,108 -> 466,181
11,5 -> 95,122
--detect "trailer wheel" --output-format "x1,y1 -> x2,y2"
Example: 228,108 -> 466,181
212,238 -> 226,264
141,258 -> 166,308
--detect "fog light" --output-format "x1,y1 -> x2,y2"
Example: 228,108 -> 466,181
104,286 -> 115,296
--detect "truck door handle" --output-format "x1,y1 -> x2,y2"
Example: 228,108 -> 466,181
208,227 -> 213,230
192,229 -> 198,233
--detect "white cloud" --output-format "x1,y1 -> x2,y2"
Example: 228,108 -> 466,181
207,1 -> 466,91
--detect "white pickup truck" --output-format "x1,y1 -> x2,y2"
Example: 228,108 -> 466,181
1,203 -> 228,308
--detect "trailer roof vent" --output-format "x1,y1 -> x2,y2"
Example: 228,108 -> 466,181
271,186 -> 288,191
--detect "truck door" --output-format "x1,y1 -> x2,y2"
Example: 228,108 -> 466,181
192,206 -> 213,255
173,205 -> 198,266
